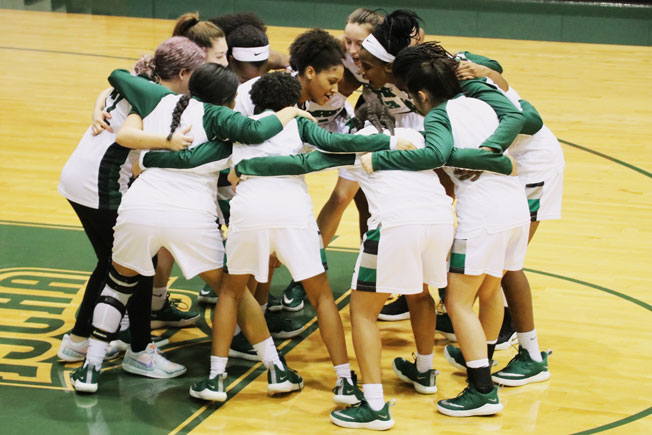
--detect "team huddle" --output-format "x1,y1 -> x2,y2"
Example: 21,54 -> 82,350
57,8 -> 564,431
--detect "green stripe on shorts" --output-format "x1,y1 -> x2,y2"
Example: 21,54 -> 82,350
449,239 -> 467,274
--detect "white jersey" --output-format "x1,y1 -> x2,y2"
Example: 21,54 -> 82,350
58,92 -> 139,210
346,127 -> 454,229
499,85 -> 565,182
368,83 -> 424,129
120,95 -> 228,218
229,111 -> 315,232
442,95 -> 530,238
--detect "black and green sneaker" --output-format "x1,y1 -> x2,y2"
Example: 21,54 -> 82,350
492,346 -> 550,386
267,357 -> 303,395
437,384 -> 503,417
267,294 -> 283,312
151,295 -> 200,329
266,312 -> 305,339
197,284 -> 218,304
330,399 -> 394,430
281,281 -> 306,311
70,361 -> 101,394
392,356 -> 438,394
332,371 -> 363,405
443,344 -> 467,371
189,372 -> 227,401
228,332 -> 259,361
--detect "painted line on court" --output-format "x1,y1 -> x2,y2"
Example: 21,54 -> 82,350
0,45 -> 138,61
559,139 -> 652,179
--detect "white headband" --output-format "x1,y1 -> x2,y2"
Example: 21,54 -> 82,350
362,34 -> 395,63
231,45 -> 270,62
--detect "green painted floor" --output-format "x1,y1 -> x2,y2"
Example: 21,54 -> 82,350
0,222 -> 357,433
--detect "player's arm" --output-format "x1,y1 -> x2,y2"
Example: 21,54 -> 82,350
108,69 -> 174,118
141,140 -> 232,169
91,87 -> 115,135
296,117 -> 397,153
116,114 -> 192,151
234,151 -> 356,177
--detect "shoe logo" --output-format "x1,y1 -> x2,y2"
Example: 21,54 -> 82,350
487,398 -> 498,403
283,295 -> 294,305
333,411 -> 355,420
443,402 -> 465,408
378,413 -> 389,419
199,289 -> 210,295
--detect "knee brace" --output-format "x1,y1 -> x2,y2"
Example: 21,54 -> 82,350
90,265 -> 139,341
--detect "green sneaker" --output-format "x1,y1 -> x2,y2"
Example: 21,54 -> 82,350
70,361 -> 101,393
437,384 -> 503,417
267,294 -> 283,312
266,312 -> 305,339
330,400 -> 394,430
228,332 -> 260,361
197,284 -> 218,304
492,346 -> 550,386
281,281 -> 305,311
189,372 -> 227,401
392,356 -> 438,394
332,371 -> 363,405
151,295 -> 200,329
435,311 -> 457,342
267,357 -> 303,395
443,344 -> 467,371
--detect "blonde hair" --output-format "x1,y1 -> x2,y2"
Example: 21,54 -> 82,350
173,12 -> 225,48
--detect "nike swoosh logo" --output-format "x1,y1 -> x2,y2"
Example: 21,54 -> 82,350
333,412 -> 355,420
283,295 -> 294,305
378,414 -> 389,419
488,399 -> 498,403
442,402 -> 465,408
253,52 -> 263,56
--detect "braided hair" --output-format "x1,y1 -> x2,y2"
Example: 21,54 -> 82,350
350,97 -> 396,134
167,94 -> 192,141
166,63 -> 240,141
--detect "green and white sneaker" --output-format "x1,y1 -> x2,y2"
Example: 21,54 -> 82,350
197,284 -> 218,304
122,343 -> 187,378
281,281 -> 305,311
492,346 -> 550,386
228,332 -> 260,361
443,344 -> 467,371
151,295 -> 200,329
332,371 -> 363,405
267,358 -> 303,395
437,384 -> 503,417
266,312 -> 305,339
392,356 -> 438,394
330,400 -> 394,430
189,372 -> 227,401
70,361 -> 101,393
58,334 -> 120,362
267,294 -> 283,312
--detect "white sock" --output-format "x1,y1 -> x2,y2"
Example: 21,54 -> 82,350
466,358 -> 490,369
86,338 -> 109,367
210,355 -> 228,378
517,329 -> 542,362
362,384 -> 384,411
260,303 -> 267,315
416,352 -> 433,373
252,337 -> 282,370
119,312 -> 130,332
233,324 -> 241,337
151,286 -> 167,311
334,363 -> 351,380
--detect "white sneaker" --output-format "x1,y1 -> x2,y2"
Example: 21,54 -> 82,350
122,343 -> 186,378
58,334 -> 119,362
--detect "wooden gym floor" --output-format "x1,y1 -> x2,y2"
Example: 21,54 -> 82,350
0,9 -> 651,434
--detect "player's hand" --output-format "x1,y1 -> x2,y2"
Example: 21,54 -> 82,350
360,153 -> 374,174
228,167 -> 241,192
167,125 -> 193,151
91,110 -> 113,135
396,137 -> 416,151
456,60 -> 489,81
454,168 -> 482,181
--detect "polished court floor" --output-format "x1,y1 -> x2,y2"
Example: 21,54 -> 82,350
0,9 -> 651,434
